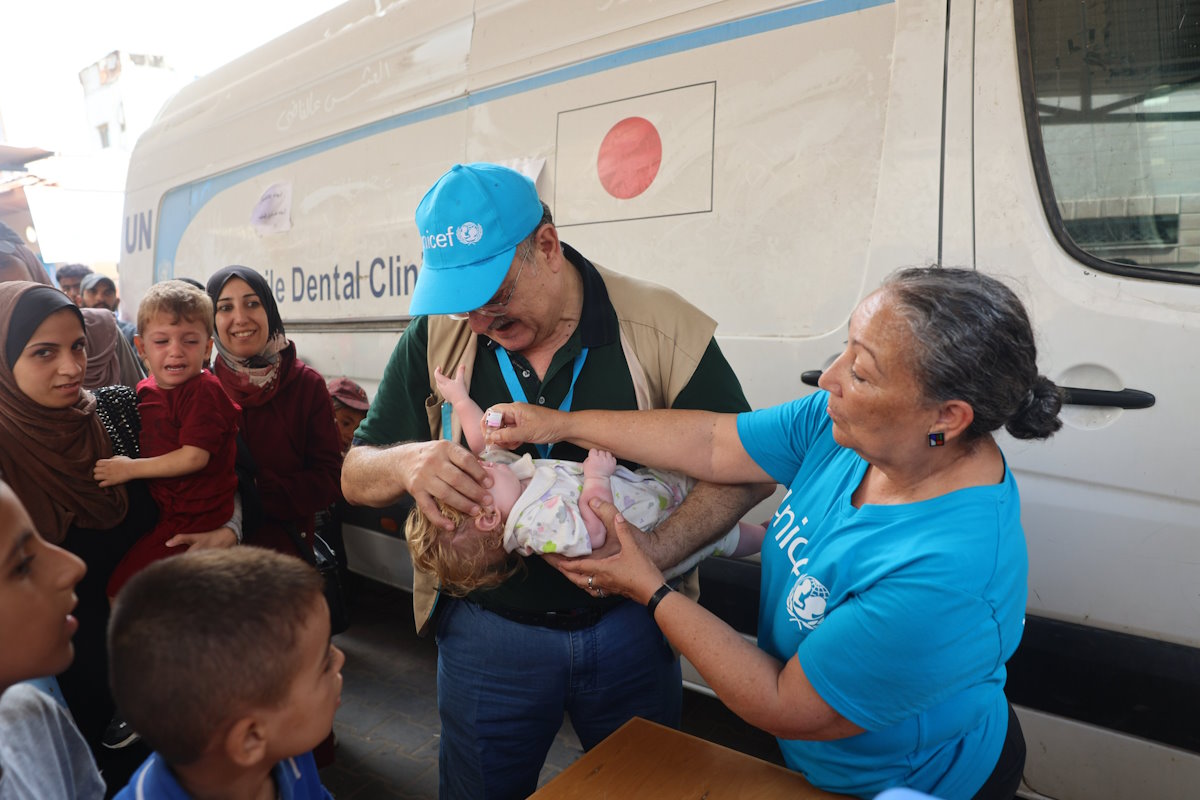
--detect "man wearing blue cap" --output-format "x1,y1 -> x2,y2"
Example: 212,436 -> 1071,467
343,163 -> 769,800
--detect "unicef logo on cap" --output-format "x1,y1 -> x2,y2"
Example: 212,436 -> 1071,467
786,574 -> 829,631
456,222 -> 483,245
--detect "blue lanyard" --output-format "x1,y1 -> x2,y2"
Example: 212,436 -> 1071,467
495,347 -> 589,458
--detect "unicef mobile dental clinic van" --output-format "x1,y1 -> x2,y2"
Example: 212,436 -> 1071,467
118,1 -> 1200,797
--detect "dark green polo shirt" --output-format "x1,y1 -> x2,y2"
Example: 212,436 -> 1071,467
357,245 -> 750,611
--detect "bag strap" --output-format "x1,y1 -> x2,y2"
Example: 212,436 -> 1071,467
424,316 -> 477,443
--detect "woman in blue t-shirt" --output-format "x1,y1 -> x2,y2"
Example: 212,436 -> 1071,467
486,267 -> 1063,800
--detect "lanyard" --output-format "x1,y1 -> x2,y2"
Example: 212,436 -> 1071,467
495,347 -> 589,458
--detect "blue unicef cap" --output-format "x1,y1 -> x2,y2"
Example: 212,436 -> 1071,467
410,163 -> 543,316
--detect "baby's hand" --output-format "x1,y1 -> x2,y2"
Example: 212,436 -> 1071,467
583,449 -> 617,480
434,364 -> 469,404
94,456 -> 135,488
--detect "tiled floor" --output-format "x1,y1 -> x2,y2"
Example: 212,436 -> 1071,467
320,577 -> 783,799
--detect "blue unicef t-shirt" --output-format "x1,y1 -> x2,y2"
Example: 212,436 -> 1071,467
737,391 -> 1027,799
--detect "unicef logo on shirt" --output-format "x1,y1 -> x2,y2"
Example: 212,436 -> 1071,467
456,222 -> 483,245
786,574 -> 829,631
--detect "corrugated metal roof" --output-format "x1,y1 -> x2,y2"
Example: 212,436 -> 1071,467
0,144 -> 53,171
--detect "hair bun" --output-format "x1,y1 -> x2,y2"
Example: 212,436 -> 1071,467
1006,375 -> 1063,440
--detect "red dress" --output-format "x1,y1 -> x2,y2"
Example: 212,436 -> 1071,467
106,371 -> 240,596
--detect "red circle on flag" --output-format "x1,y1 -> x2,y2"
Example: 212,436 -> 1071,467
597,117 -> 662,199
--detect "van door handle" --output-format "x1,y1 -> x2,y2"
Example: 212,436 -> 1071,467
799,371 -> 1155,409
1059,387 -> 1155,409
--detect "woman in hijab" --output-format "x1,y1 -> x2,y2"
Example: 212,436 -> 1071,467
206,265 -> 342,557
0,223 -> 53,285
0,280 -> 156,786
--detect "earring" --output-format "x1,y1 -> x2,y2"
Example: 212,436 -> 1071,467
928,432 -> 945,447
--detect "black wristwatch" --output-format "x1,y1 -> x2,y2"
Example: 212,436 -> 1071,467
646,583 -> 674,620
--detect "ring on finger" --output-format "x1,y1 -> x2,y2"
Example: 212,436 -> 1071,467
587,575 -> 595,590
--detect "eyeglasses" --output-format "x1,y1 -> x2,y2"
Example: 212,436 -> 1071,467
447,254 -> 529,321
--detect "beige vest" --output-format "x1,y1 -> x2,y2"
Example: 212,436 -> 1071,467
414,264 -> 717,634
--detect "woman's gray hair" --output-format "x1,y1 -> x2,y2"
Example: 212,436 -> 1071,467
880,267 -> 1063,441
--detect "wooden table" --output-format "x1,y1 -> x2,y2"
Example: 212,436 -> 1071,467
530,716 -> 854,799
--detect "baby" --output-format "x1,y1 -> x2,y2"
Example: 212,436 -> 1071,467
404,366 -> 763,595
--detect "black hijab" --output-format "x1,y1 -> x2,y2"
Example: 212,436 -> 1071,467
206,265 -> 293,408
205,265 -> 286,341
6,286 -> 84,367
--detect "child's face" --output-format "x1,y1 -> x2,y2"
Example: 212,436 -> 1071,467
0,486 -> 86,688
479,460 -> 523,518
265,596 -> 344,759
135,312 -> 212,390
333,406 -> 366,452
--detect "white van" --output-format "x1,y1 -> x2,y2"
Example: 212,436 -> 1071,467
119,1 -> 1200,797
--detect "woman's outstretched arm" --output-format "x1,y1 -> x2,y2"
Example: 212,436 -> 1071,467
486,404 -> 774,485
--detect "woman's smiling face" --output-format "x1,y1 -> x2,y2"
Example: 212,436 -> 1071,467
11,308 -> 87,409
213,277 -> 271,358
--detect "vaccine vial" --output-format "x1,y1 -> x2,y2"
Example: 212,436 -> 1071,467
483,410 -> 503,456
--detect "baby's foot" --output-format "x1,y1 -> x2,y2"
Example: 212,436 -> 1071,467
583,448 -> 617,479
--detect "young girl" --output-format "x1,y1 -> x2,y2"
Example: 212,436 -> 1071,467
0,479 -> 105,799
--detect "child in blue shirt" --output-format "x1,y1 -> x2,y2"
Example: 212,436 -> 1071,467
107,547 -> 342,800
0,479 -> 104,800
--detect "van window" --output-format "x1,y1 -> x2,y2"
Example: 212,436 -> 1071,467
1021,0 -> 1200,279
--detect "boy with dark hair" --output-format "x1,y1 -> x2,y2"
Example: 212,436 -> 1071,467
54,263 -> 93,306
326,377 -> 369,456
108,547 -> 342,799
0,480 -> 104,799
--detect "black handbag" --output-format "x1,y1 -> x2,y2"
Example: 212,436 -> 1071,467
313,530 -> 351,636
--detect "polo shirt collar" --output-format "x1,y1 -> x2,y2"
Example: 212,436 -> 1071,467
562,243 -> 618,348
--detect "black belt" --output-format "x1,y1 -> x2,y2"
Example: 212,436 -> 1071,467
472,600 -> 615,631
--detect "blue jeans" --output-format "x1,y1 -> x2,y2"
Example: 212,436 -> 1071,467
435,597 -> 682,800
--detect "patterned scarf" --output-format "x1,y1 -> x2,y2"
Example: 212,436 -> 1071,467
212,334 -> 292,408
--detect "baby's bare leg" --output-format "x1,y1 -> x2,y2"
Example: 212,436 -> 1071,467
580,449 -> 617,549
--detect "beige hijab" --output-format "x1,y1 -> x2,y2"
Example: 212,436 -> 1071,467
81,307 -> 124,389
0,281 -> 128,543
